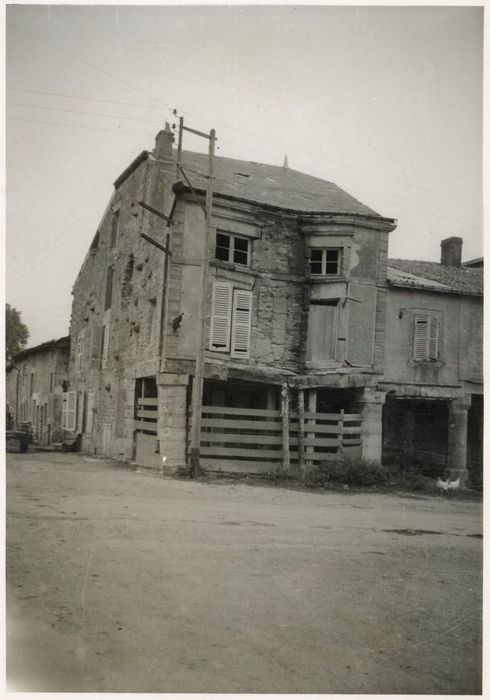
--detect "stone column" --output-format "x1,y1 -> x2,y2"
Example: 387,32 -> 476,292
157,373 -> 190,474
357,388 -> 386,462
447,395 -> 471,485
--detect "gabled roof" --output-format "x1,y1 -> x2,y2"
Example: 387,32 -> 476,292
177,150 -> 393,220
12,336 -> 70,362
388,259 -> 483,296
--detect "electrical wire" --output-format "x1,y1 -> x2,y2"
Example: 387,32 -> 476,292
7,101 -> 164,124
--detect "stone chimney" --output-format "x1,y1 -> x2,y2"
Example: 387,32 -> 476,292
153,122 -> 174,160
440,237 -> 463,267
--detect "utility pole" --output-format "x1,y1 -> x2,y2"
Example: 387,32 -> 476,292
141,113 -> 216,478
186,124 -> 216,477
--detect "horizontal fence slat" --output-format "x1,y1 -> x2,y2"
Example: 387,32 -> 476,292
201,458 -> 281,474
201,418 -> 281,431
137,397 -> 158,406
343,438 -> 362,446
291,411 -> 361,421
134,419 -> 158,434
303,424 -> 343,435
341,426 -> 363,434
200,446 -> 283,459
201,433 -> 283,445
136,410 -> 158,420
303,437 -> 342,447
201,405 -> 281,418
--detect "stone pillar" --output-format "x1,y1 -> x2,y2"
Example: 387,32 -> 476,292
157,373 -> 189,474
447,395 -> 471,485
357,388 -> 386,462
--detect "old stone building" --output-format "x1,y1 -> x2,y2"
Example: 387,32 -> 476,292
382,239 -> 483,485
67,125 -> 482,481
6,336 -> 70,445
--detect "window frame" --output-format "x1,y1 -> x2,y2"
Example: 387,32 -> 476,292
413,310 -> 442,362
215,231 -> 251,267
209,281 -> 253,359
308,247 -> 342,276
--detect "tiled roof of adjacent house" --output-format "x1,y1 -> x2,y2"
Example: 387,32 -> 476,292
388,259 -> 483,296
13,335 -> 70,361
178,150 -> 391,219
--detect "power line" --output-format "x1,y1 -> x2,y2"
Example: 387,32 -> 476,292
8,115 -> 152,136
10,20 -> 172,111
10,18 -> 478,214
8,87 -> 165,111
8,101 -> 164,124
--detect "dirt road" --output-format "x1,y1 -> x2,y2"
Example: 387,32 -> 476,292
6,452 -> 482,693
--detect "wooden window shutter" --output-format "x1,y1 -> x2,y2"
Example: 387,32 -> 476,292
62,391 -> 77,432
90,326 -> 102,368
413,312 -> 429,360
210,282 -> 233,352
428,315 -> 440,359
231,289 -> 253,358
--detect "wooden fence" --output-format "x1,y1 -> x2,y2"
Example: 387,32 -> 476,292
199,405 -> 362,474
134,396 -> 160,468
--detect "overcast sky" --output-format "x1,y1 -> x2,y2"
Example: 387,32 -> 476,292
6,4 -> 483,347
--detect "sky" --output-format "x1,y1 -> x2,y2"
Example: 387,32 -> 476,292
5,3 -> 484,347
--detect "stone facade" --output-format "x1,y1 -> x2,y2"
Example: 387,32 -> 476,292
66,125 -> 482,482
6,337 -> 70,444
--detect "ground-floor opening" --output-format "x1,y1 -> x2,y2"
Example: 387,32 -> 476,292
382,397 -> 449,476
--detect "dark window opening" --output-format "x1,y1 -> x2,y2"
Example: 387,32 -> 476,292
105,266 -> 114,310
111,210 -> 120,248
215,232 -> 250,266
309,248 -> 341,275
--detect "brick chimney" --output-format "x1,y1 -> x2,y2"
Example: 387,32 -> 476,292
440,237 -> 463,267
153,122 -> 174,160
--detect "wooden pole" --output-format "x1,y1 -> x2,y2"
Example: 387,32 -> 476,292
281,382 -> 290,472
189,129 -> 216,478
298,388 -> 305,477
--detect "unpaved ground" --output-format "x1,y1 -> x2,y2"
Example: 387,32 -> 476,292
6,452 -> 482,693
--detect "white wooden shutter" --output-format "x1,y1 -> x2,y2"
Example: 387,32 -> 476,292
210,282 -> 233,351
428,315 -> 440,360
413,312 -> 429,360
62,391 -> 77,432
231,289 -> 253,358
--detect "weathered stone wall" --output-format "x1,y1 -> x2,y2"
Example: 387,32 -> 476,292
384,287 -> 483,392
7,344 -> 69,444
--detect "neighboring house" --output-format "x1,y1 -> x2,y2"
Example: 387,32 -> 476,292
67,125 -> 482,483
6,336 -> 70,445
383,238 -> 483,485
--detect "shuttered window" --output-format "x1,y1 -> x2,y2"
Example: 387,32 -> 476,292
210,282 -> 233,352
62,391 -> 77,432
231,289 -> 253,358
413,311 -> 441,361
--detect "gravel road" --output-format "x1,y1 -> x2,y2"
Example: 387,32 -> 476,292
6,452 -> 482,693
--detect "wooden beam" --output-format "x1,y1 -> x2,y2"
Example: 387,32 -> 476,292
137,200 -> 173,223
281,382 -> 290,471
140,233 -> 172,256
297,388 -> 305,477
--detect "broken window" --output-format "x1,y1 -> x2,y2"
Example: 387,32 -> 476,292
309,248 -> 342,275
215,232 -> 250,266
